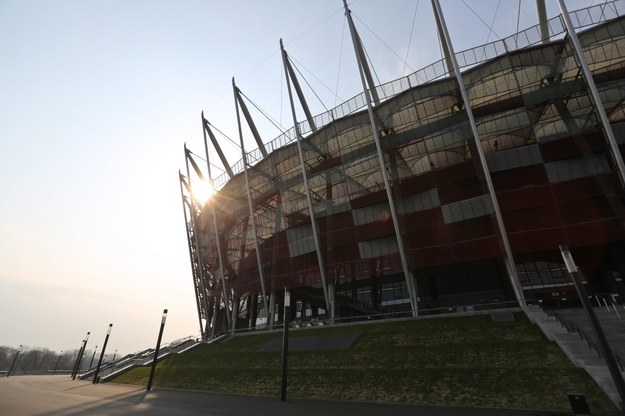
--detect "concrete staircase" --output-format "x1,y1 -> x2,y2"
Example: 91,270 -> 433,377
556,306 -> 625,362
77,336 -> 204,383
524,304 -> 625,410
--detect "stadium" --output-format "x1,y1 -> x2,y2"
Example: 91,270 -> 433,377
180,1 -> 625,338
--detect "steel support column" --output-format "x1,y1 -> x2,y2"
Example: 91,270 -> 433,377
233,78 -> 270,324
202,117 -> 232,329
179,173 -> 205,338
431,0 -> 525,305
343,0 -> 419,316
184,149 -> 213,335
557,0 -> 625,187
281,39 -> 330,312
536,0 -> 549,43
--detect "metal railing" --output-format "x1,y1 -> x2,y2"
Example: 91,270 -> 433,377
78,335 -> 201,381
220,299 -> 520,337
212,1 -> 624,190
541,304 -> 625,371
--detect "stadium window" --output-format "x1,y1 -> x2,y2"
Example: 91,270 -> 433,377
545,154 -> 610,182
358,237 -> 398,259
286,224 -> 315,257
441,194 -> 494,224
381,281 -> 410,306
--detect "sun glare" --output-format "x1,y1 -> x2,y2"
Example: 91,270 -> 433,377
192,180 -> 214,206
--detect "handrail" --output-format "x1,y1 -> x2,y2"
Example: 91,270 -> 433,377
217,300 -> 520,337
540,305 -> 625,371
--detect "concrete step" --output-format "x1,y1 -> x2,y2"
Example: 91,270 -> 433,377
524,306 -> 623,411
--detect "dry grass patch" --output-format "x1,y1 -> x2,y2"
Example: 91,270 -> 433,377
111,313 -> 618,413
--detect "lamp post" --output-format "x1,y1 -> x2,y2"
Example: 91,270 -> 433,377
147,309 -> 168,391
72,332 -> 90,380
7,345 -> 22,377
88,346 -> 98,370
53,351 -> 63,375
281,288 -> 290,402
93,324 -> 112,384
112,349 -> 117,362
560,244 -> 625,410
71,343 -> 84,379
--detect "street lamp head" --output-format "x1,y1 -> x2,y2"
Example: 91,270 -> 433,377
107,324 -> 113,335
284,287 -> 291,307
559,244 -> 579,273
161,309 -> 168,324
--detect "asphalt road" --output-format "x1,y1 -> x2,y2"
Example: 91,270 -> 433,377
0,375 -> 580,416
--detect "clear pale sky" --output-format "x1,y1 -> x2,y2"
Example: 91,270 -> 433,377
0,0 -> 592,355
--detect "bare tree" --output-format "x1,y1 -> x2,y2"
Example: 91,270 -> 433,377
0,346 -> 83,375
0,346 -> 14,371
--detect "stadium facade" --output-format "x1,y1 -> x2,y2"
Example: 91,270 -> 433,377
180,1 -> 625,338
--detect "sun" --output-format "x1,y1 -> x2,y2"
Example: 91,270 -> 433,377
192,179 -> 214,206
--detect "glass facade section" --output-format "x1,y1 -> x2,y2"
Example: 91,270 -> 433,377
441,195 -> 495,224
545,154 -> 611,182
183,12 -> 625,332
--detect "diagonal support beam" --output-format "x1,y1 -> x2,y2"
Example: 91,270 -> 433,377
179,171 -> 206,338
185,144 -> 206,182
281,39 -> 331,313
344,0 -> 418,316
282,40 -> 317,132
557,0 -> 625,188
202,118 -> 232,329
432,0 -> 525,305
233,77 -> 270,322
234,82 -> 268,158
202,113 -> 235,179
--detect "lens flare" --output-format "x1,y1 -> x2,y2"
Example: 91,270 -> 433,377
192,180 -> 213,206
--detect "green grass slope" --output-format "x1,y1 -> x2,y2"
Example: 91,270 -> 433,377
112,312 -> 617,412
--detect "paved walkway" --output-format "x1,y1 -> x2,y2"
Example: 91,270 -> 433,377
0,375 -> 604,416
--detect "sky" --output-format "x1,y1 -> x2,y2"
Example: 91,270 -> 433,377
0,0 -> 599,356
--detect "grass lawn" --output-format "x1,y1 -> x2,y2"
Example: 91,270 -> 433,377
112,312 -> 618,412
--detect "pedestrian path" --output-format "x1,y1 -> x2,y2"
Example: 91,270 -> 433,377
0,375 -> 587,416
